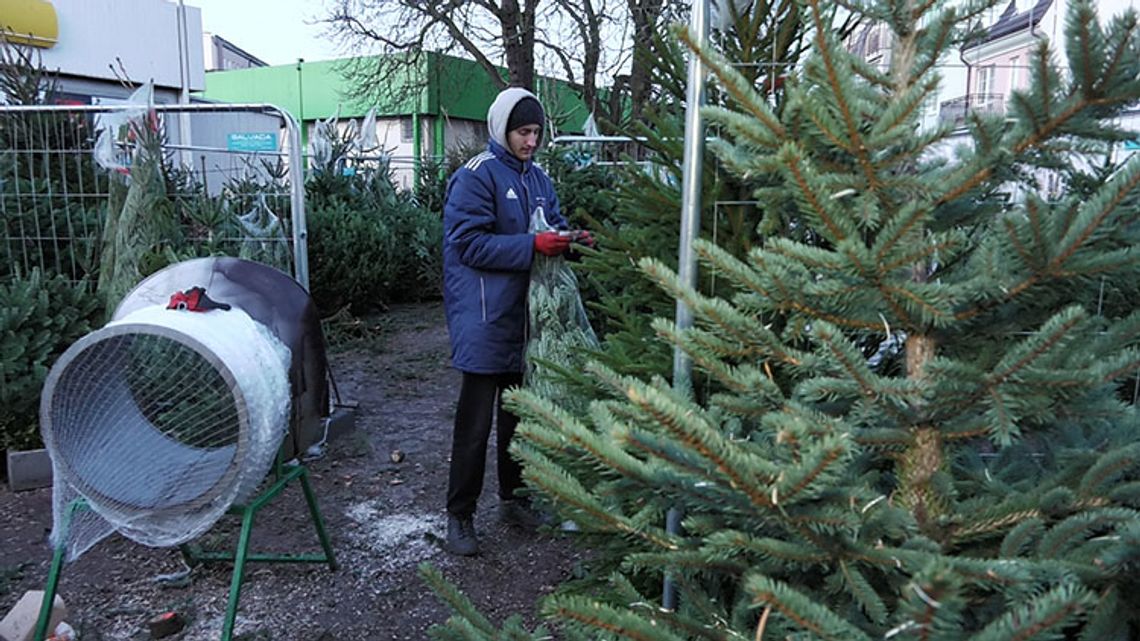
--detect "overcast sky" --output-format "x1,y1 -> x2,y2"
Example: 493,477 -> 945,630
186,0 -> 342,66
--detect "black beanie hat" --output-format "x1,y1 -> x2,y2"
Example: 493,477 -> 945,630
506,97 -> 545,133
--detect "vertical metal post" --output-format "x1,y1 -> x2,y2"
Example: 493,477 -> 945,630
176,0 -> 193,169
665,0 -> 710,611
412,112 -> 422,189
293,61 -> 311,289
296,59 -> 306,155
284,109 -> 310,291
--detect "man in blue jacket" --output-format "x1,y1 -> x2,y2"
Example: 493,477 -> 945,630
441,86 -> 576,556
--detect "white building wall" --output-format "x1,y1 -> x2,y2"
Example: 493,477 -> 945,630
35,0 -> 205,93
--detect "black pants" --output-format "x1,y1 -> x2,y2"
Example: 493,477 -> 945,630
446,371 -> 524,518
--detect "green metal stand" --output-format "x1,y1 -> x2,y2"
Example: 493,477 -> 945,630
35,463 -> 337,641
34,499 -> 83,641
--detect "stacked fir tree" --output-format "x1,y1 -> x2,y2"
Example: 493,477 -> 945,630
427,0 -> 1140,638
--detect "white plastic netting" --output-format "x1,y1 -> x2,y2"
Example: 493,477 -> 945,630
40,305 -> 291,561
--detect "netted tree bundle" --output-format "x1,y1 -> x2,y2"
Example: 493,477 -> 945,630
524,208 -> 598,413
40,305 -> 290,560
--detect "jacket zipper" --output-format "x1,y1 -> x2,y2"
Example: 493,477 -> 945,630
520,166 -> 531,365
479,277 -> 487,322
520,166 -> 531,226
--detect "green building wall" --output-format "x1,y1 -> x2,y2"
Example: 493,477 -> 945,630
200,52 -> 589,171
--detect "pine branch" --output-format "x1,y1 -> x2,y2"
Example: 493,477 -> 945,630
839,560 -> 888,624
624,549 -> 750,578
418,563 -> 498,635
988,307 -> 1087,388
867,75 -> 940,145
673,27 -> 787,142
617,373 -> 780,508
950,507 -> 1043,544
507,387 -> 652,485
744,573 -> 875,640
652,321 -> 785,406
1053,161 -> 1140,267
802,0 -> 886,199
859,546 -> 1030,587
880,233 -> 965,275
1000,518 -> 1047,558
1096,13 -> 1140,99
964,582 -> 1095,641
749,250 -> 884,330
543,595 -> 690,641
515,442 -> 680,549
887,564 -> 971,641
765,237 -> 848,271
777,142 -> 859,242
705,531 -> 831,567
774,432 -> 853,505
872,200 -> 933,266
1037,508 -> 1140,558
703,106 -> 784,151
1077,588 -> 1129,641
803,321 -> 920,422
1067,0 -> 1105,100
641,250 -> 814,365
908,9 -> 959,86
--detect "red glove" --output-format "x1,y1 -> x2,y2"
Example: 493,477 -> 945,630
534,231 -> 572,257
574,231 -> 595,248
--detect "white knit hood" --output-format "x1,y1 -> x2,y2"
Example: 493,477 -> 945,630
486,87 -> 541,150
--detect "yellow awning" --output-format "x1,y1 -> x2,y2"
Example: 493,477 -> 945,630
0,0 -> 59,48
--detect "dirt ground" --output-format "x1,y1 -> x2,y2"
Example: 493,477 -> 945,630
0,301 -> 585,640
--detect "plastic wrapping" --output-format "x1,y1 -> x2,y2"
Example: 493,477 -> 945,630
92,82 -> 153,174
524,207 -> 598,410
41,304 -> 291,560
238,193 -> 290,267
357,107 -> 378,153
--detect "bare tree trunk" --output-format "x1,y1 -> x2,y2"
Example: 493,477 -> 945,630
501,0 -> 538,89
626,0 -> 665,122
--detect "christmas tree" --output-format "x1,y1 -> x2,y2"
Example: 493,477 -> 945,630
429,0 -> 1140,638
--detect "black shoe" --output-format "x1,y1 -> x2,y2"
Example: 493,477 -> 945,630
499,499 -> 556,530
445,514 -> 478,556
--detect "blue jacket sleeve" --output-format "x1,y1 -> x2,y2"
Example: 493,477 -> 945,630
444,169 -> 535,272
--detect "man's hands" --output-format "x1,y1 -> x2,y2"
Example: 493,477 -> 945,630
534,231 -> 572,256
535,230 -> 596,257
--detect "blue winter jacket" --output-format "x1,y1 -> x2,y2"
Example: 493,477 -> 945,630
442,97 -> 567,374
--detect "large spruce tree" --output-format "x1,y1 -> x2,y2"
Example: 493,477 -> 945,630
427,0 -> 1140,638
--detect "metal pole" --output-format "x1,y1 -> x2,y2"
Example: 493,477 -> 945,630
664,0 -> 710,611
176,0 -> 194,169
285,108 -> 310,291
296,58 -> 306,161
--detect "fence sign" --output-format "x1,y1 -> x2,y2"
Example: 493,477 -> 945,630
227,132 -> 278,152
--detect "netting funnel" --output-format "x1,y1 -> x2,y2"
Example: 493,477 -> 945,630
39,257 -> 330,560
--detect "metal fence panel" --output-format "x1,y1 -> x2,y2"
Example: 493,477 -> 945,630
0,103 -> 308,293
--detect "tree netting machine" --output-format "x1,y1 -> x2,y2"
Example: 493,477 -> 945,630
34,257 -> 339,640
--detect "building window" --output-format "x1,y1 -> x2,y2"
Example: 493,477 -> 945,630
977,65 -> 995,97
401,118 -> 415,143
1009,57 -> 1020,92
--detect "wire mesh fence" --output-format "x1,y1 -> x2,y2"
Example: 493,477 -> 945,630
0,103 -> 308,294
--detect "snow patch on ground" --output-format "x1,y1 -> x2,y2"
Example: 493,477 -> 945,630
344,500 -> 444,577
